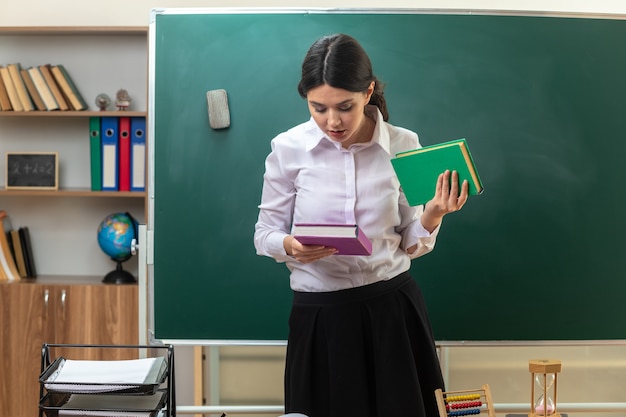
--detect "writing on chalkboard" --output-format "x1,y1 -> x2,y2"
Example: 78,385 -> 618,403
5,152 -> 59,190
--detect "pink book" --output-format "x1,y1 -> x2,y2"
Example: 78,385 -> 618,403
293,224 -> 372,256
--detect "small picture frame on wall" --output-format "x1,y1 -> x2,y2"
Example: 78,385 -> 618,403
5,152 -> 59,190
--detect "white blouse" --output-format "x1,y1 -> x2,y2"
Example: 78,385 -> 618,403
254,106 -> 440,292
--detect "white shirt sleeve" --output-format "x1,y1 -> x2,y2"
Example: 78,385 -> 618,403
254,137 -> 295,263
396,195 -> 441,260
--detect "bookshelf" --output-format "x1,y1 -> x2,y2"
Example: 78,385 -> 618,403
0,27 -> 147,416
0,26 -> 148,277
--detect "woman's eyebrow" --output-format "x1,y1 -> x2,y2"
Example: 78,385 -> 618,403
308,99 -> 353,107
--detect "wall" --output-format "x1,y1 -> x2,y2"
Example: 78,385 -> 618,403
4,1 -> 626,416
2,0 -> 626,26
214,344 -> 626,416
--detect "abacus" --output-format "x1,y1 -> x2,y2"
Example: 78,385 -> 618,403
435,384 -> 496,417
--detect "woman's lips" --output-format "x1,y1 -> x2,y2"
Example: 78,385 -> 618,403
328,130 -> 346,139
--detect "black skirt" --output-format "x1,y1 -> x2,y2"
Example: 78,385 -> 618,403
284,272 -> 444,417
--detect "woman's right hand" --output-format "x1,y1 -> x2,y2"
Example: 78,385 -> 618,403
421,170 -> 469,233
284,235 -> 338,264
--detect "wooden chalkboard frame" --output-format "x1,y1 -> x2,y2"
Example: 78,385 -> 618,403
5,152 -> 59,190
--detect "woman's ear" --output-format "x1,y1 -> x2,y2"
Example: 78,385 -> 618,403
365,81 -> 375,103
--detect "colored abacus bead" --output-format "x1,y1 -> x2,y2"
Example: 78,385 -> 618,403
447,394 -> 481,403
448,408 -> 481,417
450,400 -> 483,410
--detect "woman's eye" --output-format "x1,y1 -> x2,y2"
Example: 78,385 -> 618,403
339,106 -> 352,112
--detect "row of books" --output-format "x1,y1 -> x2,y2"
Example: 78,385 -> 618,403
0,62 -> 88,112
0,210 -> 36,282
90,116 -> 146,192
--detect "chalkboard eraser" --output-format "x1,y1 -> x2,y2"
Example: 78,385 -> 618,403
206,89 -> 231,129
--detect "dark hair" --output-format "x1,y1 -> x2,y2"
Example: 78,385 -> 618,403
297,33 -> 389,121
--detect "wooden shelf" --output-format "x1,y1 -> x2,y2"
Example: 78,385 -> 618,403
5,275 -> 115,285
0,188 -> 146,197
0,110 -> 147,117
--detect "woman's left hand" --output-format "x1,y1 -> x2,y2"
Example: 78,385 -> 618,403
421,170 -> 469,232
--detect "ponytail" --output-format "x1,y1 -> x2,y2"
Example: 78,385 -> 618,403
369,78 -> 389,122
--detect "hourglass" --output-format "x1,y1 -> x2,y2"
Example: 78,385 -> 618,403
529,359 -> 561,417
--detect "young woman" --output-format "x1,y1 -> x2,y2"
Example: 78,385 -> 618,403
254,33 -> 469,417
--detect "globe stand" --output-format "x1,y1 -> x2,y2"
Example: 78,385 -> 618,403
102,259 -> 136,284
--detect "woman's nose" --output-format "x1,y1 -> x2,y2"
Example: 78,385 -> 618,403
327,110 -> 341,127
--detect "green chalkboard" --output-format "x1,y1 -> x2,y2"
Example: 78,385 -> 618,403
150,10 -> 626,341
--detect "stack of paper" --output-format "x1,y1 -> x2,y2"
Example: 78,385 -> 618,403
59,392 -> 164,417
45,357 -> 166,393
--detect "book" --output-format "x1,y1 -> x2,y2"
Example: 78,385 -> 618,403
391,138 -> 484,206
7,63 -> 34,111
9,229 -> 27,278
118,116 -> 131,191
0,65 -> 23,111
39,64 -> 69,110
130,117 -> 146,192
50,64 -> 87,111
101,116 -> 119,191
58,64 -> 88,110
293,223 -> 372,256
0,223 -> 8,281
0,67 -> 12,111
19,226 -> 36,278
0,211 -> 21,281
28,66 -> 59,110
0,247 -> 7,282
20,68 -> 46,111
6,230 -> 14,264
89,117 -> 102,191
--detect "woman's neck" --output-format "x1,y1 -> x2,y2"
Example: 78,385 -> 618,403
343,113 -> 376,149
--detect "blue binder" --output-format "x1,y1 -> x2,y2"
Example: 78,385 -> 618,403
130,117 -> 146,192
101,116 -> 119,191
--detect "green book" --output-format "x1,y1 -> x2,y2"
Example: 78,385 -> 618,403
391,138 -> 484,206
89,117 -> 102,191
54,64 -> 88,110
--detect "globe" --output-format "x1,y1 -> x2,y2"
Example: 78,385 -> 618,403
97,212 -> 137,284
